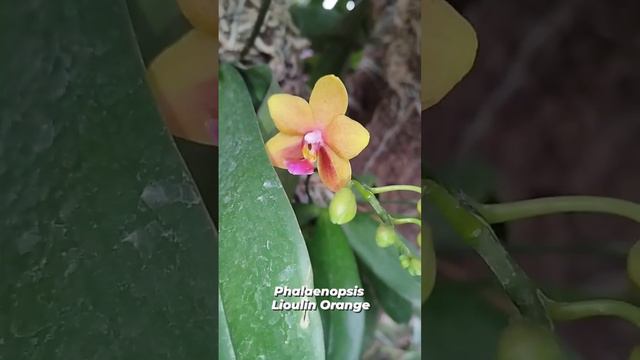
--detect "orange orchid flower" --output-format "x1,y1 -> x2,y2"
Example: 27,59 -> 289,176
265,75 -> 370,192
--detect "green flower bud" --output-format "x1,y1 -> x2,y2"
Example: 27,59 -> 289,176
497,320 -> 565,360
408,258 -> 421,276
417,198 -> 421,215
628,240 -> 640,289
375,224 -> 397,248
329,187 -> 357,225
399,254 -> 411,269
629,345 -> 640,360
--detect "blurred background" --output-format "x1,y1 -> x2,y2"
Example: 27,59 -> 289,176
423,0 -> 640,358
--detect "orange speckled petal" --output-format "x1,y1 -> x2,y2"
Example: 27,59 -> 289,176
267,94 -> 315,135
265,133 -> 304,169
324,115 -> 370,160
309,75 -> 348,127
317,146 -> 351,192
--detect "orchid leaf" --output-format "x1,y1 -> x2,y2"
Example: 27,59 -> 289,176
218,292 -> 236,360
0,1 -> 217,358
218,63 -> 325,359
309,211 -> 365,360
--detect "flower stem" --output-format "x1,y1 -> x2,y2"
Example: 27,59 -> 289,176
392,217 -> 422,226
478,196 -> 640,224
351,180 -> 393,224
547,299 -> 640,327
370,185 -> 422,194
351,180 -> 415,258
424,179 -> 552,327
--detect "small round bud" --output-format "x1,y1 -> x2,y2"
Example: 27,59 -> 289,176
399,255 -> 411,269
408,258 -> 421,276
628,240 -> 640,288
497,320 -> 565,360
375,224 -> 397,248
329,187 -> 357,225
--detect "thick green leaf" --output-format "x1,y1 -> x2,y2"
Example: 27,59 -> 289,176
360,286 -> 380,356
240,65 -> 272,110
255,75 -> 281,141
293,204 -> 323,228
366,269 -> 413,323
0,1 -> 217,359
218,63 -> 324,359
218,293 -> 236,360
239,64 -> 280,140
423,282 -> 507,359
127,0 -> 191,64
309,211 -> 365,360
342,215 -> 421,306
173,138 -> 218,226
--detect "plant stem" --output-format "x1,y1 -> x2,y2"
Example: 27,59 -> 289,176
392,217 -> 422,226
478,196 -> 640,224
351,180 -> 393,224
547,299 -> 640,327
240,0 -> 272,60
351,180 -> 414,258
424,179 -> 552,327
370,185 -> 422,194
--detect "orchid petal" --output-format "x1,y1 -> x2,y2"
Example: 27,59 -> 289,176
265,133 -> 304,169
286,159 -> 315,175
309,75 -> 348,127
267,94 -> 315,135
324,115 -> 370,160
317,146 -> 351,192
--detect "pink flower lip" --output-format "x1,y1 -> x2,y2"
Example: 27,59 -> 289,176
285,159 -> 315,175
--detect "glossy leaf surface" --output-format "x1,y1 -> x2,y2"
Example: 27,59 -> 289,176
218,63 -> 324,359
0,1 -> 217,358
309,211 -> 365,360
